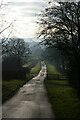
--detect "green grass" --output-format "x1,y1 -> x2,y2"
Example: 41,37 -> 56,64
46,79 -> 68,86
45,64 -> 80,119
22,62 -> 31,67
2,72 -> 33,103
46,64 -> 60,75
31,63 -> 41,74
2,62 -> 40,103
2,79 -> 26,103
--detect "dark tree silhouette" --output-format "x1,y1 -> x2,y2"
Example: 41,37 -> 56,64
2,38 -> 31,80
2,38 -> 30,65
38,2 -> 80,96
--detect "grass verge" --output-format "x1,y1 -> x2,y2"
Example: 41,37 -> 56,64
2,73 -> 33,103
45,64 -> 80,119
46,63 -> 60,75
2,79 -> 26,103
2,62 -> 41,103
31,63 -> 41,74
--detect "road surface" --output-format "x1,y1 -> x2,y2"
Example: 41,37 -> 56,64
2,64 -> 54,118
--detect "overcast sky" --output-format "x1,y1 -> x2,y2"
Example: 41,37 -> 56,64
0,0 -> 47,40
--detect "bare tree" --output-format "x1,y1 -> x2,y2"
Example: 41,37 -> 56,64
0,0 -> 16,41
38,1 -> 80,95
2,38 -> 30,65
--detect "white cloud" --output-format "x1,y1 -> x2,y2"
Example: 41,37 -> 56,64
0,0 -> 46,39
2,0 -> 45,4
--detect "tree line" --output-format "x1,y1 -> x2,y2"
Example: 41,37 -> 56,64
38,1 -> 80,96
2,38 -> 31,80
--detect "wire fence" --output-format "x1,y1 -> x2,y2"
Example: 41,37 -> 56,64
47,74 -> 68,80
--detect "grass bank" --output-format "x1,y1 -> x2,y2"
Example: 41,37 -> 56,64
2,74 -> 33,103
46,64 -> 60,75
3,62 -> 41,103
2,65 -> 36,103
2,79 -> 26,103
45,64 -> 80,119
31,63 -> 41,74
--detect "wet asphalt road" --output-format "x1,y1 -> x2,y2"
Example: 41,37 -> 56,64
2,64 -> 54,118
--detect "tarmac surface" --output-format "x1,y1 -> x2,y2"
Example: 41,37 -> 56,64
2,64 -> 54,118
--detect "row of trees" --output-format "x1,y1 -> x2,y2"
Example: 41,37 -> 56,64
2,38 -> 31,80
2,38 -> 30,65
38,1 -> 80,96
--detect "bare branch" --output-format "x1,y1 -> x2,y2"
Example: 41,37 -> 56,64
0,20 -> 15,34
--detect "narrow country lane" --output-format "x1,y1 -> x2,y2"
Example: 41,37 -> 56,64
2,63 -> 54,118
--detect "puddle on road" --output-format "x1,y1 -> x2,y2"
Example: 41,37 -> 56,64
35,81 -> 42,84
24,83 -> 35,87
21,93 -> 35,101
